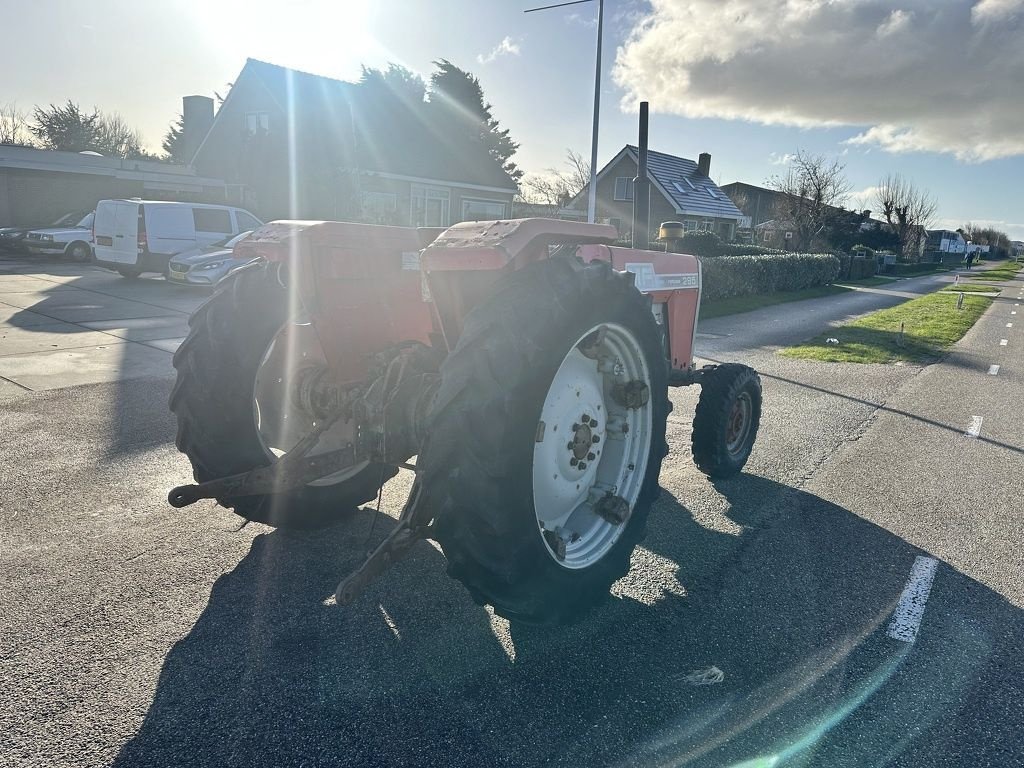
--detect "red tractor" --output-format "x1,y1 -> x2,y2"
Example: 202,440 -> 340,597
168,218 -> 761,624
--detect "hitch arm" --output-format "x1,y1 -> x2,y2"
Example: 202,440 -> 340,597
168,445 -> 357,508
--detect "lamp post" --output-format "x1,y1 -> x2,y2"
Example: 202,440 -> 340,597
525,0 -> 605,223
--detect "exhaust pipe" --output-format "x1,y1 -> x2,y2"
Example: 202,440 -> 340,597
632,101 -> 651,250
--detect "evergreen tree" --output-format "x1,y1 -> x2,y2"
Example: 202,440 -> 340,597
162,114 -> 186,163
427,60 -> 522,181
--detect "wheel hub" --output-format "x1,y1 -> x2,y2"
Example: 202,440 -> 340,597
532,322 -> 653,569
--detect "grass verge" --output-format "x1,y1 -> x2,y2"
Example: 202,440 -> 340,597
967,261 -> 1023,281
940,283 -> 1000,294
780,290 -> 992,364
700,284 -> 850,319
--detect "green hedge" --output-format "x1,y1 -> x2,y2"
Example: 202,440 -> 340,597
837,251 -> 878,280
673,231 -> 787,258
701,253 -> 841,300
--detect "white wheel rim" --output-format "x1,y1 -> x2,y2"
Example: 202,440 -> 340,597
532,322 -> 654,569
252,320 -> 369,487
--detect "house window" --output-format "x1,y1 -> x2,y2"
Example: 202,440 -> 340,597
613,177 -> 634,201
410,184 -> 450,227
763,230 -> 772,242
245,112 -> 269,135
683,220 -> 697,232
699,220 -> 714,232
362,191 -> 398,224
461,198 -> 507,222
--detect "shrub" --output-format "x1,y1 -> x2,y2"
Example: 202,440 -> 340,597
701,252 -> 841,300
715,243 -> 787,257
837,248 -> 878,280
678,230 -> 722,257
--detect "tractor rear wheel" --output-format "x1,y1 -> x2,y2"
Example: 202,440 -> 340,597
691,363 -> 761,479
170,262 -> 393,528
421,255 -> 669,624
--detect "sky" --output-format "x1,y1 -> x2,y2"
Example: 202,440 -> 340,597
2,0 -> 1023,237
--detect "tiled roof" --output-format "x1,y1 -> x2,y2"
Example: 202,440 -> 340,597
625,146 -> 744,220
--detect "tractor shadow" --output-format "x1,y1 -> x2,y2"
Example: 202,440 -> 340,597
113,475 -> 1024,768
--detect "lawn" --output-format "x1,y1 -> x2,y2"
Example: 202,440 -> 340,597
939,283 -> 1001,294
966,261 -> 1023,281
780,290 -> 993,364
699,284 -> 851,319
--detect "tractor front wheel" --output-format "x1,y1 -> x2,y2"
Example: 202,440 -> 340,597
421,255 -> 669,624
691,364 -> 762,479
170,262 -> 394,528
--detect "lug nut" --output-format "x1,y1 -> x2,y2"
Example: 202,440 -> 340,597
572,423 -> 580,431
592,435 -> 600,444
587,452 -> 596,461
578,462 -> 587,470
570,457 -> 578,467
567,441 -> 574,450
581,414 -> 591,423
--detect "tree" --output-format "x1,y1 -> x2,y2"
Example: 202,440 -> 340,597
162,114 -> 186,163
520,149 -> 590,209
875,174 -> 937,261
767,150 -> 851,251
0,103 -> 34,147
962,222 -> 1010,257
359,64 -> 426,109
94,112 -> 149,158
427,59 -> 522,181
29,101 -> 100,152
29,100 -> 153,158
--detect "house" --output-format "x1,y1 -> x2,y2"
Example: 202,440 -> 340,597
187,58 -> 518,225
569,147 -> 744,241
0,144 -> 225,226
1011,240 -> 1024,257
926,229 -> 967,255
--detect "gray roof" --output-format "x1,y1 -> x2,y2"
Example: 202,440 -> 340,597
625,146 -> 743,220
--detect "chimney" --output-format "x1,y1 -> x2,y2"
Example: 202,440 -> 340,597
697,152 -> 711,177
181,95 -> 215,165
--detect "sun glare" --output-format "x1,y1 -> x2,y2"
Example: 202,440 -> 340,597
195,0 -> 383,81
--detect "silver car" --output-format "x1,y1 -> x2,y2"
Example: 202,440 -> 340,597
166,231 -> 255,287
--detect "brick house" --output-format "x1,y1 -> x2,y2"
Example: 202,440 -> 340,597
568,146 -> 744,241
188,59 -> 517,225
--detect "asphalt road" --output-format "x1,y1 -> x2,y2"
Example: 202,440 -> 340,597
1,259 -> 1021,767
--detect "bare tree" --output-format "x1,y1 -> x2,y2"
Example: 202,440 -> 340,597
962,222 -> 1011,255
767,150 -> 851,251
876,174 -> 937,261
95,112 -> 152,158
520,149 -> 591,209
0,102 -> 34,147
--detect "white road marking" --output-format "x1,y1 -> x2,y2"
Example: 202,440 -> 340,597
965,415 -> 984,438
988,364 -> 1000,375
1000,339 -> 1009,346
1008,323 -> 1014,328
1013,311 -> 1018,315
887,556 -> 939,643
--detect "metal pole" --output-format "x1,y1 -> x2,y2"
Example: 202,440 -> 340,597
587,0 -> 604,223
632,101 -> 650,249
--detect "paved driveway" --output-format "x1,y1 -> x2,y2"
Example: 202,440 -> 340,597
0,258 -> 204,394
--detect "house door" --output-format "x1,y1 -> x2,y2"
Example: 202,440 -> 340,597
411,184 -> 451,227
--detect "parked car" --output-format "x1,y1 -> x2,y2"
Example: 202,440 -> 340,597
1,210 -> 92,255
24,211 -> 95,262
92,199 -> 263,278
166,230 -> 256,287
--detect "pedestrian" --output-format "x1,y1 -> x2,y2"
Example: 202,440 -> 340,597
965,251 -> 975,270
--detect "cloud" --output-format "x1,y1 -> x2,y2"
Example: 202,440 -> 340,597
477,36 -> 521,64
612,1 -> 1024,161
768,152 -> 795,166
849,185 -> 883,211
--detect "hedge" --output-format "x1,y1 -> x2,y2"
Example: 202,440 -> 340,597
701,253 -> 841,300
675,231 -> 786,258
837,250 -> 878,280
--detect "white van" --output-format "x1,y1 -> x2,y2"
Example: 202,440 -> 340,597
92,200 -> 263,278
